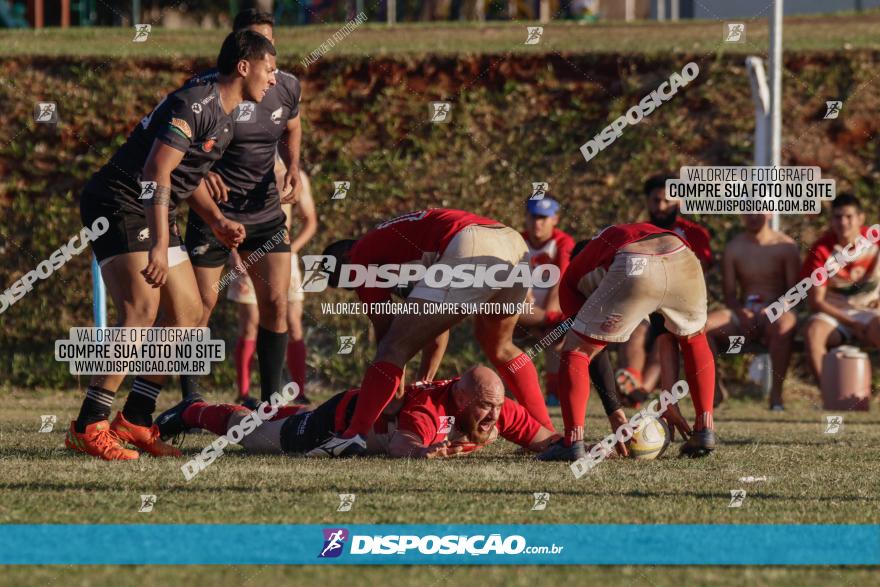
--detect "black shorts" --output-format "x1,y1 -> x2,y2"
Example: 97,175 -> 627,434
279,391 -> 357,454
184,209 -> 290,268
79,190 -> 182,263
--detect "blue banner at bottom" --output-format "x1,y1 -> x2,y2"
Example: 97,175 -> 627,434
1,524 -> 877,565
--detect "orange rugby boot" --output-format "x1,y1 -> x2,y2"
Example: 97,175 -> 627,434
65,420 -> 139,461
110,412 -> 182,457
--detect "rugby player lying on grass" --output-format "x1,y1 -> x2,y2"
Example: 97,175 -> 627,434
312,208 -> 556,457
156,366 -> 559,458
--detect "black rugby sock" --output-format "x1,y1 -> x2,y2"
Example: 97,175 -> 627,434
257,326 -> 288,402
75,386 -> 115,432
122,377 -> 162,427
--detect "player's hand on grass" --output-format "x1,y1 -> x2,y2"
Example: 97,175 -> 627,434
203,172 -> 229,203
142,246 -> 168,288
423,440 -> 470,459
661,403 -> 691,442
608,409 -> 630,457
211,217 -> 246,249
279,166 -> 299,204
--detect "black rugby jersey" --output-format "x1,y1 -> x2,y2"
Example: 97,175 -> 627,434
86,81 -> 235,214
187,68 -> 301,223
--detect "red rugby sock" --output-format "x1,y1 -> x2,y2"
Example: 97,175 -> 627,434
286,339 -> 307,394
494,354 -> 555,431
558,350 -> 591,446
234,338 -> 257,397
343,361 -> 403,438
678,332 -> 716,431
182,403 -> 248,436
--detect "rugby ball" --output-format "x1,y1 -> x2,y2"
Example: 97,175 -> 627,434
628,416 -> 670,460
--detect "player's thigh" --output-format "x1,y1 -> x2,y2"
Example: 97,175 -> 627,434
375,301 -> 463,366
570,255 -> 661,344
244,250 -> 291,310
805,315 -> 842,349
192,264 -> 224,314
656,249 -> 708,337
158,260 -> 203,328
100,252 -> 160,324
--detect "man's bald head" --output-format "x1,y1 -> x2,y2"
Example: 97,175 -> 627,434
452,365 -> 505,443
458,365 -> 505,403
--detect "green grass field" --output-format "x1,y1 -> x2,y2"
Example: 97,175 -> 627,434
1,380 -> 878,584
2,11 -> 880,57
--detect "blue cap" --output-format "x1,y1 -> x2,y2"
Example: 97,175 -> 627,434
527,197 -> 560,217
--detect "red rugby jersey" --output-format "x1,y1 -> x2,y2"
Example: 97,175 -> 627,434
355,378 -> 542,455
349,209 -> 500,303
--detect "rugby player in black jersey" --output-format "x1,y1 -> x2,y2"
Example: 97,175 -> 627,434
66,31 -> 277,461
181,10 -> 303,406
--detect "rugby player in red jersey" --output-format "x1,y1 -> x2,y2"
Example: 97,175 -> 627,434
66,32 -> 276,460
310,208 -> 556,456
617,175 -> 714,405
538,222 -> 717,461
156,366 -> 560,458
517,196 -> 574,403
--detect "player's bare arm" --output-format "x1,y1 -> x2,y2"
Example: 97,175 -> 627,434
188,180 -> 246,249
278,114 -> 302,202
140,141 -> 184,287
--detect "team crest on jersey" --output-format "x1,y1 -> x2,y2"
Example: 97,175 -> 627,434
271,107 -> 283,124
191,102 -> 203,114
169,118 -> 192,139
202,138 -> 217,152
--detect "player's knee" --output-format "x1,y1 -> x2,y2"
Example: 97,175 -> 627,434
120,300 -> 159,326
375,338 -> 410,367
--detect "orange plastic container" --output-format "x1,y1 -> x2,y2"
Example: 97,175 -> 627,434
820,346 -> 871,411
